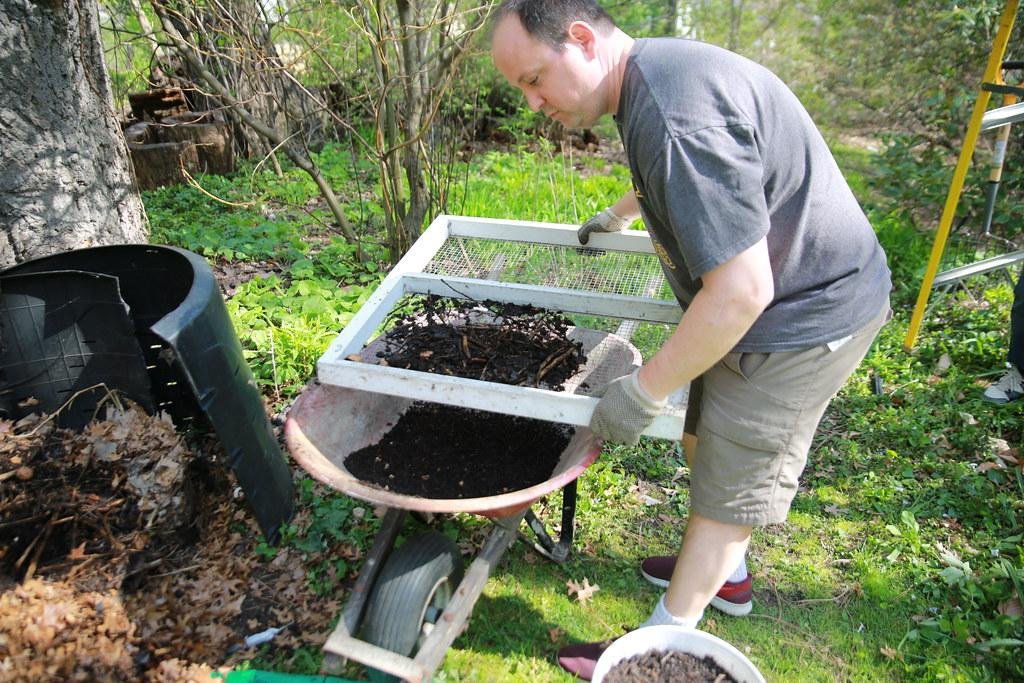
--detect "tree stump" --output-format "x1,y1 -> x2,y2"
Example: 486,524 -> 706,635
128,87 -> 189,122
128,141 -> 199,190
123,121 -> 154,145
159,112 -> 235,175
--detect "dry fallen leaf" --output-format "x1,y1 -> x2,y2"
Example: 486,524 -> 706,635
959,412 -> 978,426
990,438 -> 1020,465
880,645 -> 902,660
548,627 -> 564,643
566,577 -> 600,604
998,597 -> 1023,618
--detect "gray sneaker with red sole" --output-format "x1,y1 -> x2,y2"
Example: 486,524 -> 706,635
640,555 -> 753,616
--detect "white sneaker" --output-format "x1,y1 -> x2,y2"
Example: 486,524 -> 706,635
983,365 -> 1024,404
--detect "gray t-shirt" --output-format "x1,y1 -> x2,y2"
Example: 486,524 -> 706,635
617,38 -> 891,352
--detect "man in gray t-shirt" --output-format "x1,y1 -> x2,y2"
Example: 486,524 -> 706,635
492,1 -> 891,678
617,38 -> 889,351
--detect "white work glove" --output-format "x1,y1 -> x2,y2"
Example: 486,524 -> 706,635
578,208 -> 631,245
589,368 -> 665,446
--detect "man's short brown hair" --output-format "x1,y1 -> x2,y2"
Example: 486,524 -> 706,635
492,0 -> 617,50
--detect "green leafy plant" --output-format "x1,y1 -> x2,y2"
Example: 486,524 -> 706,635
227,274 -> 375,398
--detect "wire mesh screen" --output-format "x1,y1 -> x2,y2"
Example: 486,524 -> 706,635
421,235 -> 678,359
424,236 -> 674,298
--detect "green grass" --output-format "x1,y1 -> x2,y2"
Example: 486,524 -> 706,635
144,141 -> 1023,681
449,143 -> 634,224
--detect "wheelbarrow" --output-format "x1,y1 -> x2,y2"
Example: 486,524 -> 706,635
283,327 -> 646,682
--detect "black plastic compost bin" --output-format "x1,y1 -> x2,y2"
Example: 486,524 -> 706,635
0,245 -> 293,542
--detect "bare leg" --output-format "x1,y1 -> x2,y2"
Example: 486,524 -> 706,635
664,513 -> 752,619
682,432 -> 698,465
663,431 -> 750,619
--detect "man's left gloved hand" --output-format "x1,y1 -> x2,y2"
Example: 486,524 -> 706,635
578,208 -> 631,245
589,368 -> 665,445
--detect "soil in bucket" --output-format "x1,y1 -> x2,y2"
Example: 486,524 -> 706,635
603,649 -> 738,683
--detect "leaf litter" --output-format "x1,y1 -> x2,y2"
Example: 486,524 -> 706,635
0,402 -> 342,681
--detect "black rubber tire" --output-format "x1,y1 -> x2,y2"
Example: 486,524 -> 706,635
361,531 -> 464,670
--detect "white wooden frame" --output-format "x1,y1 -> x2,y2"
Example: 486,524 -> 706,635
317,215 -> 686,440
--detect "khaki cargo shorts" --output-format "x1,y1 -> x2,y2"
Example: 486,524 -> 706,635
684,303 -> 890,526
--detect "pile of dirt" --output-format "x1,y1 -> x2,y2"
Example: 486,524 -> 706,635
603,649 -> 738,683
345,402 -> 573,498
0,403 -> 342,681
372,296 -> 586,389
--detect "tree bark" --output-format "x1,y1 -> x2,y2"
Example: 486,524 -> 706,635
0,0 -> 147,268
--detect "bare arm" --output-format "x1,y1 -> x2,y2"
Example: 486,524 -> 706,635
637,236 -> 774,400
609,191 -> 640,222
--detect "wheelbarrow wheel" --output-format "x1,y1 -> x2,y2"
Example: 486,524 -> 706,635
361,531 -> 464,681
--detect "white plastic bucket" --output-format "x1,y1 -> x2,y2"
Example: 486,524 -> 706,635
591,625 -> 766,683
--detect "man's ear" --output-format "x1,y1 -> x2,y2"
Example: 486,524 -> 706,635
566,21 -> 598,57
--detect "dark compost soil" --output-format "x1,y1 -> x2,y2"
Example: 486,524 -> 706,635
372,295 -> 585,389
344,402 -> 574,498
603,648 -> 738,683
346,296 -> 586,499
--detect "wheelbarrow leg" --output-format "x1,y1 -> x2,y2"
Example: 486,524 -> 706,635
322,507 -> 407,675
411,512 -> 523,678
523,479 -> 577,563
321,510 -> 525,683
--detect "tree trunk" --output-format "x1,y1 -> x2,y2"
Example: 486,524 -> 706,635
0,0 -> 147,268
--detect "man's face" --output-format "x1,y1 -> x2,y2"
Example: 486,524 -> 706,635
491,15 -> 606,130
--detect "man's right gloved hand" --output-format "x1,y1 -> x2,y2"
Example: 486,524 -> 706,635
578,208 -> 631,245
589,368 -> 666,445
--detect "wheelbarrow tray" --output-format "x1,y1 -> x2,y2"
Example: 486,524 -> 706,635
286,382 -> 600,518
284,326 -> 641,517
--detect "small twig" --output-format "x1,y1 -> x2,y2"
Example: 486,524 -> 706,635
151,563 -> 202,578
12,384 -> 122,438
536,344 -> 578,384
124,558 -> 165,578
87,498 -> 126,514
180,165 -> 256,208
14,520 -> 48,571
0,514 -> 49,530
22,518 -> 56,581
67,555 -> 99,581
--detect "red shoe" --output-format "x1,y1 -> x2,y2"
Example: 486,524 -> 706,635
556,639 -> 617,681
640,555 -> 754,616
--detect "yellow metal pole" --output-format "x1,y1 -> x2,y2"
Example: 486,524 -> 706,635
903,0 -> 1020,350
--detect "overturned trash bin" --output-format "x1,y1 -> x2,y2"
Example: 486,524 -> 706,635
0,245 -> 293,542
